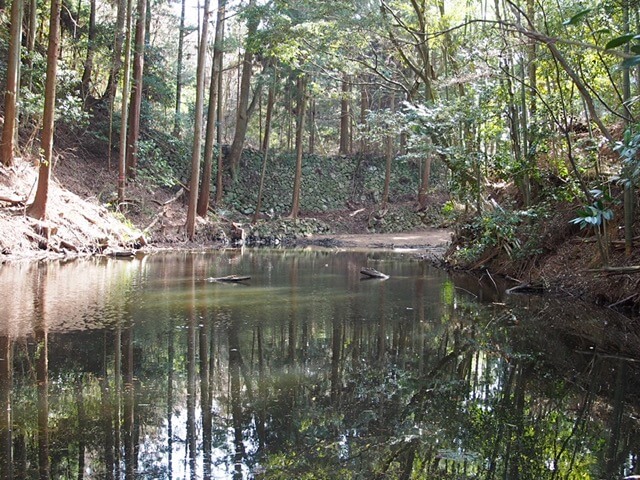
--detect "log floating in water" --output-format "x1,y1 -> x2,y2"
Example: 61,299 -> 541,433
206,275 -> 251,283
107,250 -> 135,258
360,267 -> 389,279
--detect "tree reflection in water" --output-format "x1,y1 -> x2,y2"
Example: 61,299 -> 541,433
0,250 -> 638,479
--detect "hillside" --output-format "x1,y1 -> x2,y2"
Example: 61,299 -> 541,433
0,148 -> 449,260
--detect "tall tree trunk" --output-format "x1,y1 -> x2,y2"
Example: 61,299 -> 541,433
117,0 -> 134,206
186,269 -> 197,477
200,315 -> 212,480
34,268 -> 50,480
122,326 -> 135,479
36,324 -> 50,480
80,0 -> 96,108
359,79 -> 369,154
308,93 -> 316,155
101,334 -> 115,480
25,0 -> 37,90
1,0 -> 23,167
106,0 -> 126,171
125,0 -> 146,179
289,75 -> 307,219
214,19 -> 226,206
382,94 -> 395,207
623,0 -> 635,257
227,0 -> 258,179
173,0 -> 186,137
198,0 -> 226,216
105,0 -> 126,100
253,67 -> 277,223
186,0 -> 211,239
214,50 -> 225,205
28,0 -> 61,220
339,76 -> 351,155
0,336 -> 12,480
417,137 -> 432,210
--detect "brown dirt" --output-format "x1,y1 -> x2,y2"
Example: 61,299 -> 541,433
0,158 -> 141,261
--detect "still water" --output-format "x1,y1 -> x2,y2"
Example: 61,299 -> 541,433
0,249 -> 639,479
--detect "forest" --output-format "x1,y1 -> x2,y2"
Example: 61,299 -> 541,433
1,0 -> 639,308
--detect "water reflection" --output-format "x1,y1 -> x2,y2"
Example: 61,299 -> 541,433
0,250 -> 639,479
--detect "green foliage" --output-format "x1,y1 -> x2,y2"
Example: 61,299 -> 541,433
614,127 -> 640,188
128,128 -> 190,189
224,151 -> 422,217
569,189 -> 614,230
453,208 -> 531,263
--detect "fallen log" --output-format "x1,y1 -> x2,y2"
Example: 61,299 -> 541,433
360,267 -> 389,279
206,275 -> 251,283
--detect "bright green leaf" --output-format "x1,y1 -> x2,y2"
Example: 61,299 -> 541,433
605,34 -> 636,49
563,9 -> 591,26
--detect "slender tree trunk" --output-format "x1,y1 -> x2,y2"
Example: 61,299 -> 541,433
417,137 -> 432,210
81,0 -> 96,107
105,0 -> 126,100
122,326 -> 135,479
198,0 -> 226,216
106,0 -> 126,171
382,94 -> 395,207
289,75 -> 307,219
1,0 -> 24,167
214,21 -> 226,206
308,93 -> 316,155
227,0 -> 258,178
254,68 -> 276,223
28,0 -> 61,220
623,0 -> 635,257
25,0 -> 37,90
125,0 -> 146,179
359,79 -> 369,154
36,324 -> 50,480
117,0 -> 134,207
200,315 -> 212,480
0,336 -> 12,480
186,0 -> 211,239
186,276 -> 197,477
339,76 -> 351,155
215,52 -> 225,205
34,267 -> 50,480
76,378 -> 86,480
173,0 -> 186,136
101,334 -> 114,480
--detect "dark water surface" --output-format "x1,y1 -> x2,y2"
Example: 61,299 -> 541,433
0,249 -> 639,479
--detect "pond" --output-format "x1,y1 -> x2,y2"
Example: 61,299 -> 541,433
0,249 -> 639,479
